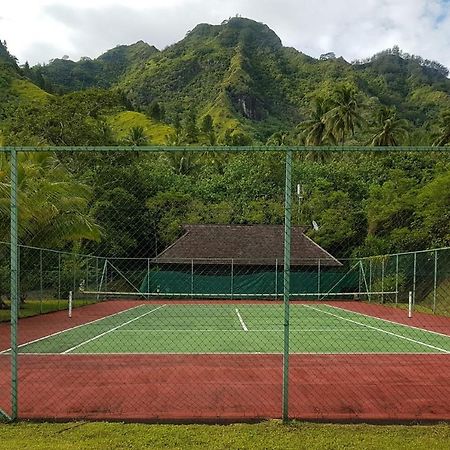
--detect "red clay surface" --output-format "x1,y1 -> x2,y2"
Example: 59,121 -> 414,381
0,299 -> 449,422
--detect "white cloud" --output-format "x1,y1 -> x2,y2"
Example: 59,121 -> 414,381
0,0 -> 449,71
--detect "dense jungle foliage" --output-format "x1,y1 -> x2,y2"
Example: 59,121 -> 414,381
0,17 -> 449,262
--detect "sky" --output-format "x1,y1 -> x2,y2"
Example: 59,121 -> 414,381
1,0 -> 450,68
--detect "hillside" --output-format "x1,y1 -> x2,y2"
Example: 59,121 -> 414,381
1,17 -> 450,145
28,41 -> 158,93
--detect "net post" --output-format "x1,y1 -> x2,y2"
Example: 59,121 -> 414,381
282,148 -> 292,423
408,291 -> 413,318
10,146 -> 19,421
433,250 -> 438,314
68,290 -> 73,318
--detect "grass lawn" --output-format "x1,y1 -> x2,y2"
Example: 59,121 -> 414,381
0,421 -> 448,450
0,298 -> 97,322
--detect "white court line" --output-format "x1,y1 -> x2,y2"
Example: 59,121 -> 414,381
18,351 -> 446,356
62,304 -> 167,354
0,303 -> 147,354
305,305 -> 450,354
235,308 -> 248,331
324,303 -> 450,338
114,328 -> 369,333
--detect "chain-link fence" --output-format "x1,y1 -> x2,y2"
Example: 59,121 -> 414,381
0,146 -> 449,423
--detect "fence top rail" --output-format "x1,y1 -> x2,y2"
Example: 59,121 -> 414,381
1,145 -> 450,153
357,246 -> 450,260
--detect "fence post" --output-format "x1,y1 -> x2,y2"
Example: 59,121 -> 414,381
282,148 -> 292,423
58,252 -> 61,310
10,147 -> 19,420
191,259 -> 194,298
275,258 -> 278,300
381,259 -> 385,304
147,257 -> 150,299
40,248 -> 43,313
231,258 -> 234,300
317,259 -> 321,299
413,252 -> 417,305
395,254 -> 399,304
433,250 -> 438,314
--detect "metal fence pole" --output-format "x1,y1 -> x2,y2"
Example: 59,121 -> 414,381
381,259 -> 385,304
282,149 -> 292,422
10,147 -> 19,420
191,259 -> 194,298
146,258 -> 150,299
39,249 -> 43,313
395,254 -> 399,304
58,252 -> 61,310
317,259 -> 321,299
413,252 -> 417,305
231,258 -> 234,300
275,258 -> 278,300
433,250 -> 438,314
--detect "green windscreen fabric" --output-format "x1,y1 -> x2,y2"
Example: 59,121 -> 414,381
139,268 -> 359,297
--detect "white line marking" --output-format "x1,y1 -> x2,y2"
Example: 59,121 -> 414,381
235,308 -> 248,331
62,305 -> 167,354
325,304 -> 450,338
113,328 -> 371,333
16,351 -> 447,356
305,305 -> 450,354
0,303 -> 147,354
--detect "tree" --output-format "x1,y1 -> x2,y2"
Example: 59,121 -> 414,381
123,126 -> 149,146
297,97 -> 336,146
183,110 -> 199,144
325,84 -> 364,144
369,107 -> 409,146
433,110 -> 450,146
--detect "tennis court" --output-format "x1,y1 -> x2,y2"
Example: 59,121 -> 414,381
1,299 -> 450,422
10,302 -> 450,355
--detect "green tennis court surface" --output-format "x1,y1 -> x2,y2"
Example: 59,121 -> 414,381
15,303 -> 450,355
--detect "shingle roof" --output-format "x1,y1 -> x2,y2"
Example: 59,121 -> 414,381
155,224 -> 341,266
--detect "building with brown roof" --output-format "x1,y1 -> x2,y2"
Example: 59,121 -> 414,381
155,224 -> 342,266
140,225 -> 346,298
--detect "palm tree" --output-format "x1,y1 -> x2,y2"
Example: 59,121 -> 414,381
0,152 -> 101,247
297,98 -> 336,146
369,107 -> 409,146
433,110 -> 450,146
123,126 -> 148,146
325,84 -> 363,144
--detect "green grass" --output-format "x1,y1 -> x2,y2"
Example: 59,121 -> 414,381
0,298 -> 97,322
16,303 -> 450,354
0,421 -> 449,450
11,79 -> 51,103
108,111 -> 173,144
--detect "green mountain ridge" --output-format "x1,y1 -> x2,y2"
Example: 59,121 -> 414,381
1,17 -> 450,145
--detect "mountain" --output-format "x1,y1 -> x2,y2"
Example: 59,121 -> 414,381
0,40 -> 50,144
29,41 -> 158,93
2,17 -> 450,145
